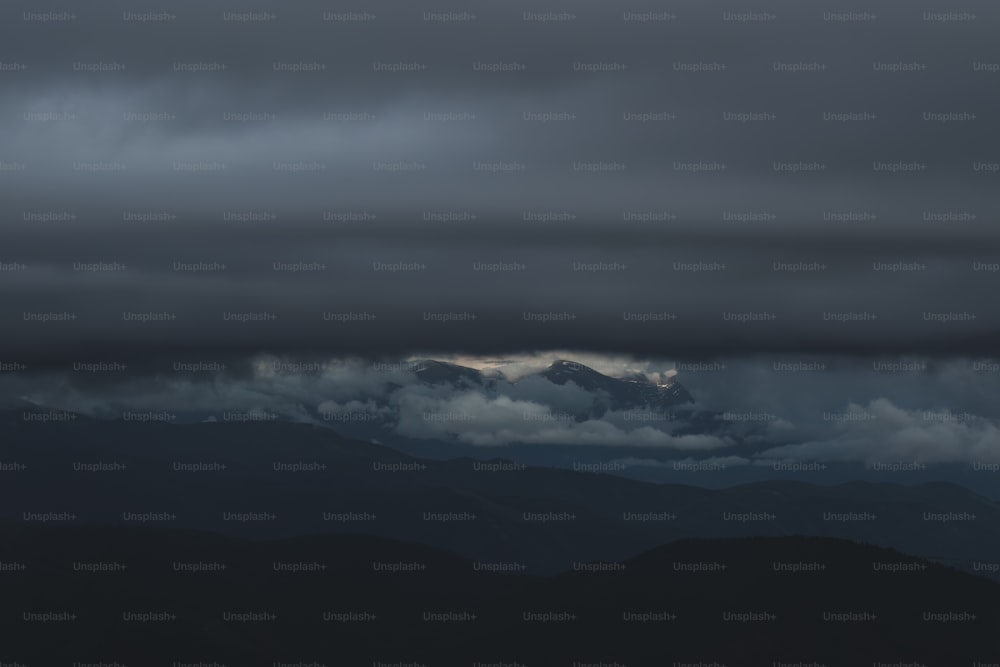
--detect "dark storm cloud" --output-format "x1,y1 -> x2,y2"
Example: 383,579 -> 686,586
1,0 -> 999,365
2,217 -> 999,366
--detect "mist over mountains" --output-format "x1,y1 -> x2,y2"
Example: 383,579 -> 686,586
4,400 -> 1000,664
5,355 -> 1000,496
4,403 -> 1000,581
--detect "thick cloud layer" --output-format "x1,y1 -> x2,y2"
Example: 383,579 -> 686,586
4,354 -> 1000,466
1,0 -> 999,363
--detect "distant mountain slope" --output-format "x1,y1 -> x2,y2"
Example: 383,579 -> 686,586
289,357 -> 704,452
412,359 -> 487,387
2,412 -> 999,578
407,358 -> 695,414
539,358 -> 694,410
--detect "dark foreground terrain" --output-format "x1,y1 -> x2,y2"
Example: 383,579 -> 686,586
1,525 -> 998,666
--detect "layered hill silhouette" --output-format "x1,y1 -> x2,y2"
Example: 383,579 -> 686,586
2,408 -> 1000,579
1,525 -> 997,666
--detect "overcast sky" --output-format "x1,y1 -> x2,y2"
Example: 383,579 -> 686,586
1,0 -> 998,373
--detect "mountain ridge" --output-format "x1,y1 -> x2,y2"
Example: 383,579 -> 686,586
2,411 -> 999,578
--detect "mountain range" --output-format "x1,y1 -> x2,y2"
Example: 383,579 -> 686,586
2,403 -> 998,579
412,358 -> 695,412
